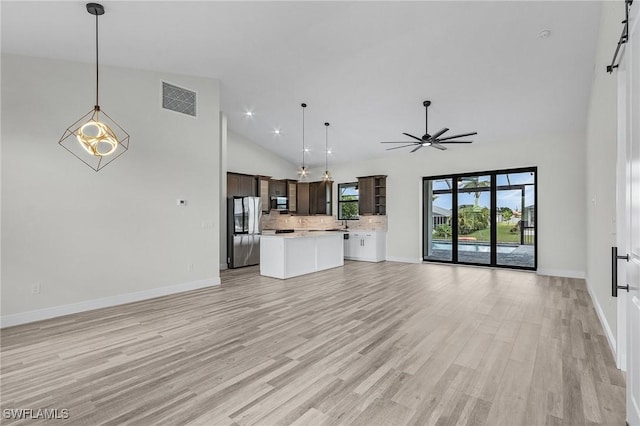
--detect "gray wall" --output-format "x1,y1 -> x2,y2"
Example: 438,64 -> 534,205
221,130 -> 299,268
227,130 -> 298,180
584,1 -> 626,353
1,54 -> 221,324
330,131 -> 586,276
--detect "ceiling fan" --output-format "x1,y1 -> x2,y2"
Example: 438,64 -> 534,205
381,101 -> 477,153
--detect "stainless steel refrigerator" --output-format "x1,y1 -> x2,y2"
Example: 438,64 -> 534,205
227,196 -> 262,268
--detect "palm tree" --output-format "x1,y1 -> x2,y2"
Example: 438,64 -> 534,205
460,176 -> 490,209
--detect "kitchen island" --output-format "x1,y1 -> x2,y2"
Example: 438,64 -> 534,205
260,231 -> 344,279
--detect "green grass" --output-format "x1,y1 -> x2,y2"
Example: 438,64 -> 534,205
462,222 -> 520,243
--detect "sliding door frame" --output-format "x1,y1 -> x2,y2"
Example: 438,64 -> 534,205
422,166 -> 538,271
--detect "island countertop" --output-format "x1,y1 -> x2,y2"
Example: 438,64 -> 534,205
261,230 -> 347,238
260,231 -> 344,279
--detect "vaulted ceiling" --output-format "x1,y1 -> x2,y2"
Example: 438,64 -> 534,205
2,1 -> 601,167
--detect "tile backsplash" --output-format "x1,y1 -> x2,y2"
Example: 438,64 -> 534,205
261,212 -> 387,231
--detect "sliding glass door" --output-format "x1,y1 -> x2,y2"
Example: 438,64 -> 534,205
423,167 -> 537,270
495,171 -> 536,268
457,175 -> 492,265
423,178 -> 453,262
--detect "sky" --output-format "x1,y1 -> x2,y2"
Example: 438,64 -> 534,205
431,172 -> 535,211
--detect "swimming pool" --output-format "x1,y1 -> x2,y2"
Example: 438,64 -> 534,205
432,242 -> 517,254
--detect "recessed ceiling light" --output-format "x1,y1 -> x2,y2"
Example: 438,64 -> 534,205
244,111 -> 254,117
327,150 -> 332,154
304,148 -> 310,152
538,29 -> 551,39
274,129 -> 280,134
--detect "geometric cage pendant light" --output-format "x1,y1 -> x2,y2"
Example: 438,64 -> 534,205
297,102 -> 310,180
58,3 -> 130,172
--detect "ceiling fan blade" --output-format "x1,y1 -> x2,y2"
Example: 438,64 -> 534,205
386,144 -> 419,151
402,133 -> 425,143
430,143 -> 447,150
380,141 -> 419,144
437,140 -> 473,144
428,128 -> 449,140
410,145 -> 424,153
437,132 -> 477,142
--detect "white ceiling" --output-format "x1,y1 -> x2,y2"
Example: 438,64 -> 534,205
1,1 -> 601,168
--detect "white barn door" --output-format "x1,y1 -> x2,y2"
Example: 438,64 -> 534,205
620,2 -> 640,424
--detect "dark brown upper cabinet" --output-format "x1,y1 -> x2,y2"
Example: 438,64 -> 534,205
298,180 -> 332,215
287,180 -> 297,213
358,175 -> 386,215
296,182 -> 310,215
227,172 -> 257,198
257,175 -> 271,212
269,180 -> 287,197
314,180 -> 332,215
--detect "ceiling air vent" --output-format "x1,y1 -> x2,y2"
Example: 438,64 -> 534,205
162,82 -> 196,117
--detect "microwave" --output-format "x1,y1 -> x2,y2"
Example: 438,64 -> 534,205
271,196 -> 288,210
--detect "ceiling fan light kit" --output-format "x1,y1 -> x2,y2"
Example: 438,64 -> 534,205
58,3 -> 130,172
381,100 -> 476,153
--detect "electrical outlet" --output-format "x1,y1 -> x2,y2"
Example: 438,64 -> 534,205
31,283 -> 41,295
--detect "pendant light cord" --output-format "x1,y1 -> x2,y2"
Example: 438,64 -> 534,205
95,12 -> 100,109
301,103 -> 306,169
325,123 -> 329,171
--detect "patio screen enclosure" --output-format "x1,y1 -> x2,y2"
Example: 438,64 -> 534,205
423,167 -> 537,270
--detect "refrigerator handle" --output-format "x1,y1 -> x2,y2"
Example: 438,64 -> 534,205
244,197 -> 248,232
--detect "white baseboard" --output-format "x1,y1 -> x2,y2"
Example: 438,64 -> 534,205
386,256 -> 422,264
0,277 -> 221,329
585,277 -> 617,360
537,269 -> 585,279
220,263 -> 228,270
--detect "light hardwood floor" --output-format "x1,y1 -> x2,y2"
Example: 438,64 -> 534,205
0,262 -> 626,425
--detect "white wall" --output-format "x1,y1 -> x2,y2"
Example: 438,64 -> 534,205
1,54 -> 221,325
330,131 -> 586,274
584,1 -> 626,352
219,113 -> 228,270
227,130 -> 298,180
221,130 -> 298,268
